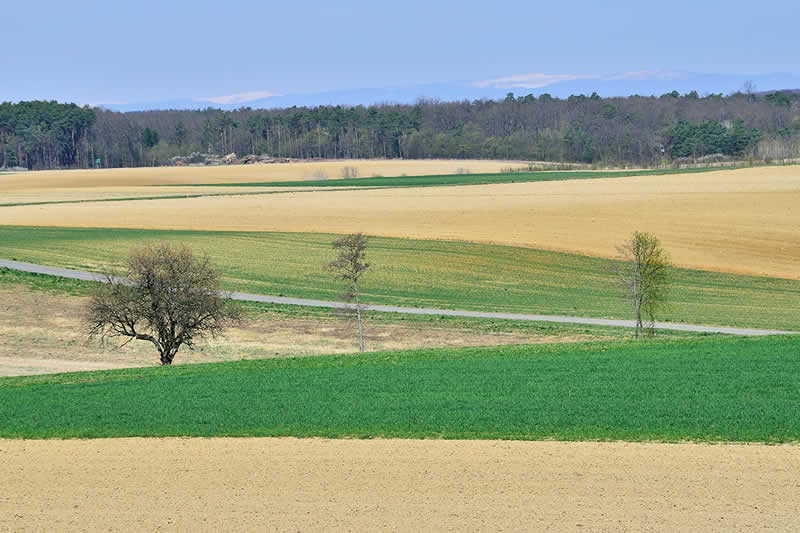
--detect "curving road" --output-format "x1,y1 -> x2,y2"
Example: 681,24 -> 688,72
1,258 -> 795,337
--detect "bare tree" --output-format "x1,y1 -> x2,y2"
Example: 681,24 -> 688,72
614,231 -> 671,338
87,243 -> 241,365
326,233 -> 371,352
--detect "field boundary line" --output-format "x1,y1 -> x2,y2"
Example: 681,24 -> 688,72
1,258 -> 795,337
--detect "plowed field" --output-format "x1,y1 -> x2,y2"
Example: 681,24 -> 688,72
1,438 -> 797,531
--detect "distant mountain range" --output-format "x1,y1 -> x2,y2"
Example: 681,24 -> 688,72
96,71 -> 800,112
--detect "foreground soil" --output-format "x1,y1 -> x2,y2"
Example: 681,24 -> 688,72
1,438 -> 797,531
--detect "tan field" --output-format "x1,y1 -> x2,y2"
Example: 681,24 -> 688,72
2,437 -> 798,531
2,165 -> 798,278
0,185 -> 320,206
0,158 -> 525,191
0,285 -> 604,376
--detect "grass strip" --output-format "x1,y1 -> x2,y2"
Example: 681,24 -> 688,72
0,336 -> 797,442
170,167 -> 726,188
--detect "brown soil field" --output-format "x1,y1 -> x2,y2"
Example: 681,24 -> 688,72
2,437 -> 797,531
0,286 -> 600,376
2,166 -> 798,278
0,159 -> 525,191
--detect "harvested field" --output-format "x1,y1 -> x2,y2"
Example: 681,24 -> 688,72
0,285 -> 603,376
2,166 -> 795,277
0,159 -> 524,191
1,438 -> 798,531
0,185 -> 313,206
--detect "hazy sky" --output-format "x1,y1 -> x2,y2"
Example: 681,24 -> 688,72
4,0 -> 799,104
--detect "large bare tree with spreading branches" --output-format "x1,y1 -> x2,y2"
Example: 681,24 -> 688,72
326,233 -> 371,352
614,231 -> 671,339
87,243 -> 241,365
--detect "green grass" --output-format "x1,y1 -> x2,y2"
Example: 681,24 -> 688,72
1,226 -> 798,331
1,266 -> 664,340
1,336 -> 798,441
2,226 -> 798,331
174,167 -> 726,189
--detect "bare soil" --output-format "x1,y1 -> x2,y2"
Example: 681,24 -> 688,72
0,285 -> 595,376
1,437 -> 797,531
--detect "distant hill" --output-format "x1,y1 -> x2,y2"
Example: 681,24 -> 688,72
756,88 -> 800,95
94,72 -> 800,112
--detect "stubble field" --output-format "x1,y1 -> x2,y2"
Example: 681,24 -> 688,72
0,158 -> 526,190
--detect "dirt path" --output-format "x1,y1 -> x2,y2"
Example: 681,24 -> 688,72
1,438 -> 797,531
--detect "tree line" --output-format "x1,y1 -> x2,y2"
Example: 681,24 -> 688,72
3,90 -> 800,170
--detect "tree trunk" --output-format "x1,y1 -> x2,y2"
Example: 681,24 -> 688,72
354,279 -> 364,352
159,346 -> 179,365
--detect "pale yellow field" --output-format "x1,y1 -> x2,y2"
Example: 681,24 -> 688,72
0,159 -> 525,191
3,438 -> 798,531
2,166 -> 798,279
0,185 -> 319,205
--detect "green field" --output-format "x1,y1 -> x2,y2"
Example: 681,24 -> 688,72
177,167 -> 725,189
1,336 -> 797,441
1,226 -> 798,331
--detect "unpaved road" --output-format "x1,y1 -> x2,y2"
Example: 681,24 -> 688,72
2,259 -> 795,336
1,438 -> 798,531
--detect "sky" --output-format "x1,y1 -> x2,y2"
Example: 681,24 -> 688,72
3,0 -> 800,105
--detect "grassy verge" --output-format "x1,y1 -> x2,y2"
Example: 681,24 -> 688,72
1,336 -> 797,441
1,226 -> 798,331
0,266 -> 670,340
173,167 -> 726,189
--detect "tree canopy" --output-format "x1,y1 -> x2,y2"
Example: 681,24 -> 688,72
2,90 -> 798,170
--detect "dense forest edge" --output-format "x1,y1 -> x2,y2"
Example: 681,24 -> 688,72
1,90 -> 799,170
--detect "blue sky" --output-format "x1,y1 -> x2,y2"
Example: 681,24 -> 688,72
4,0 -> 799,105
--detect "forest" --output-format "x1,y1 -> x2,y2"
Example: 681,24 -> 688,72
1,90 -> 799,170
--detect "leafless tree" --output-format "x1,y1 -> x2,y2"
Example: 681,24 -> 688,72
614,231 -> 671,339
326,233 -> 371,352
86,243 -> 241,365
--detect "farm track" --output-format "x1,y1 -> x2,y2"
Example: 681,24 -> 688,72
2,259 -> 794,336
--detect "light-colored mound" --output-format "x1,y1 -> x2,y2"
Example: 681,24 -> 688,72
0,159 -> 524,191
2,166 -> 798,278
0,286 -> 599,376
1,438 -> 797,531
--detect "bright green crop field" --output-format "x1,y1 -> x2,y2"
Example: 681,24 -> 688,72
1,336 -> 798,441
177,167 -> 724,189
1,225 -> 798,330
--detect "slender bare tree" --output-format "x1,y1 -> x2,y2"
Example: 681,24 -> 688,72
614,231 -> 671,338
87,243 -> 241,365
326,233 -> 371,352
